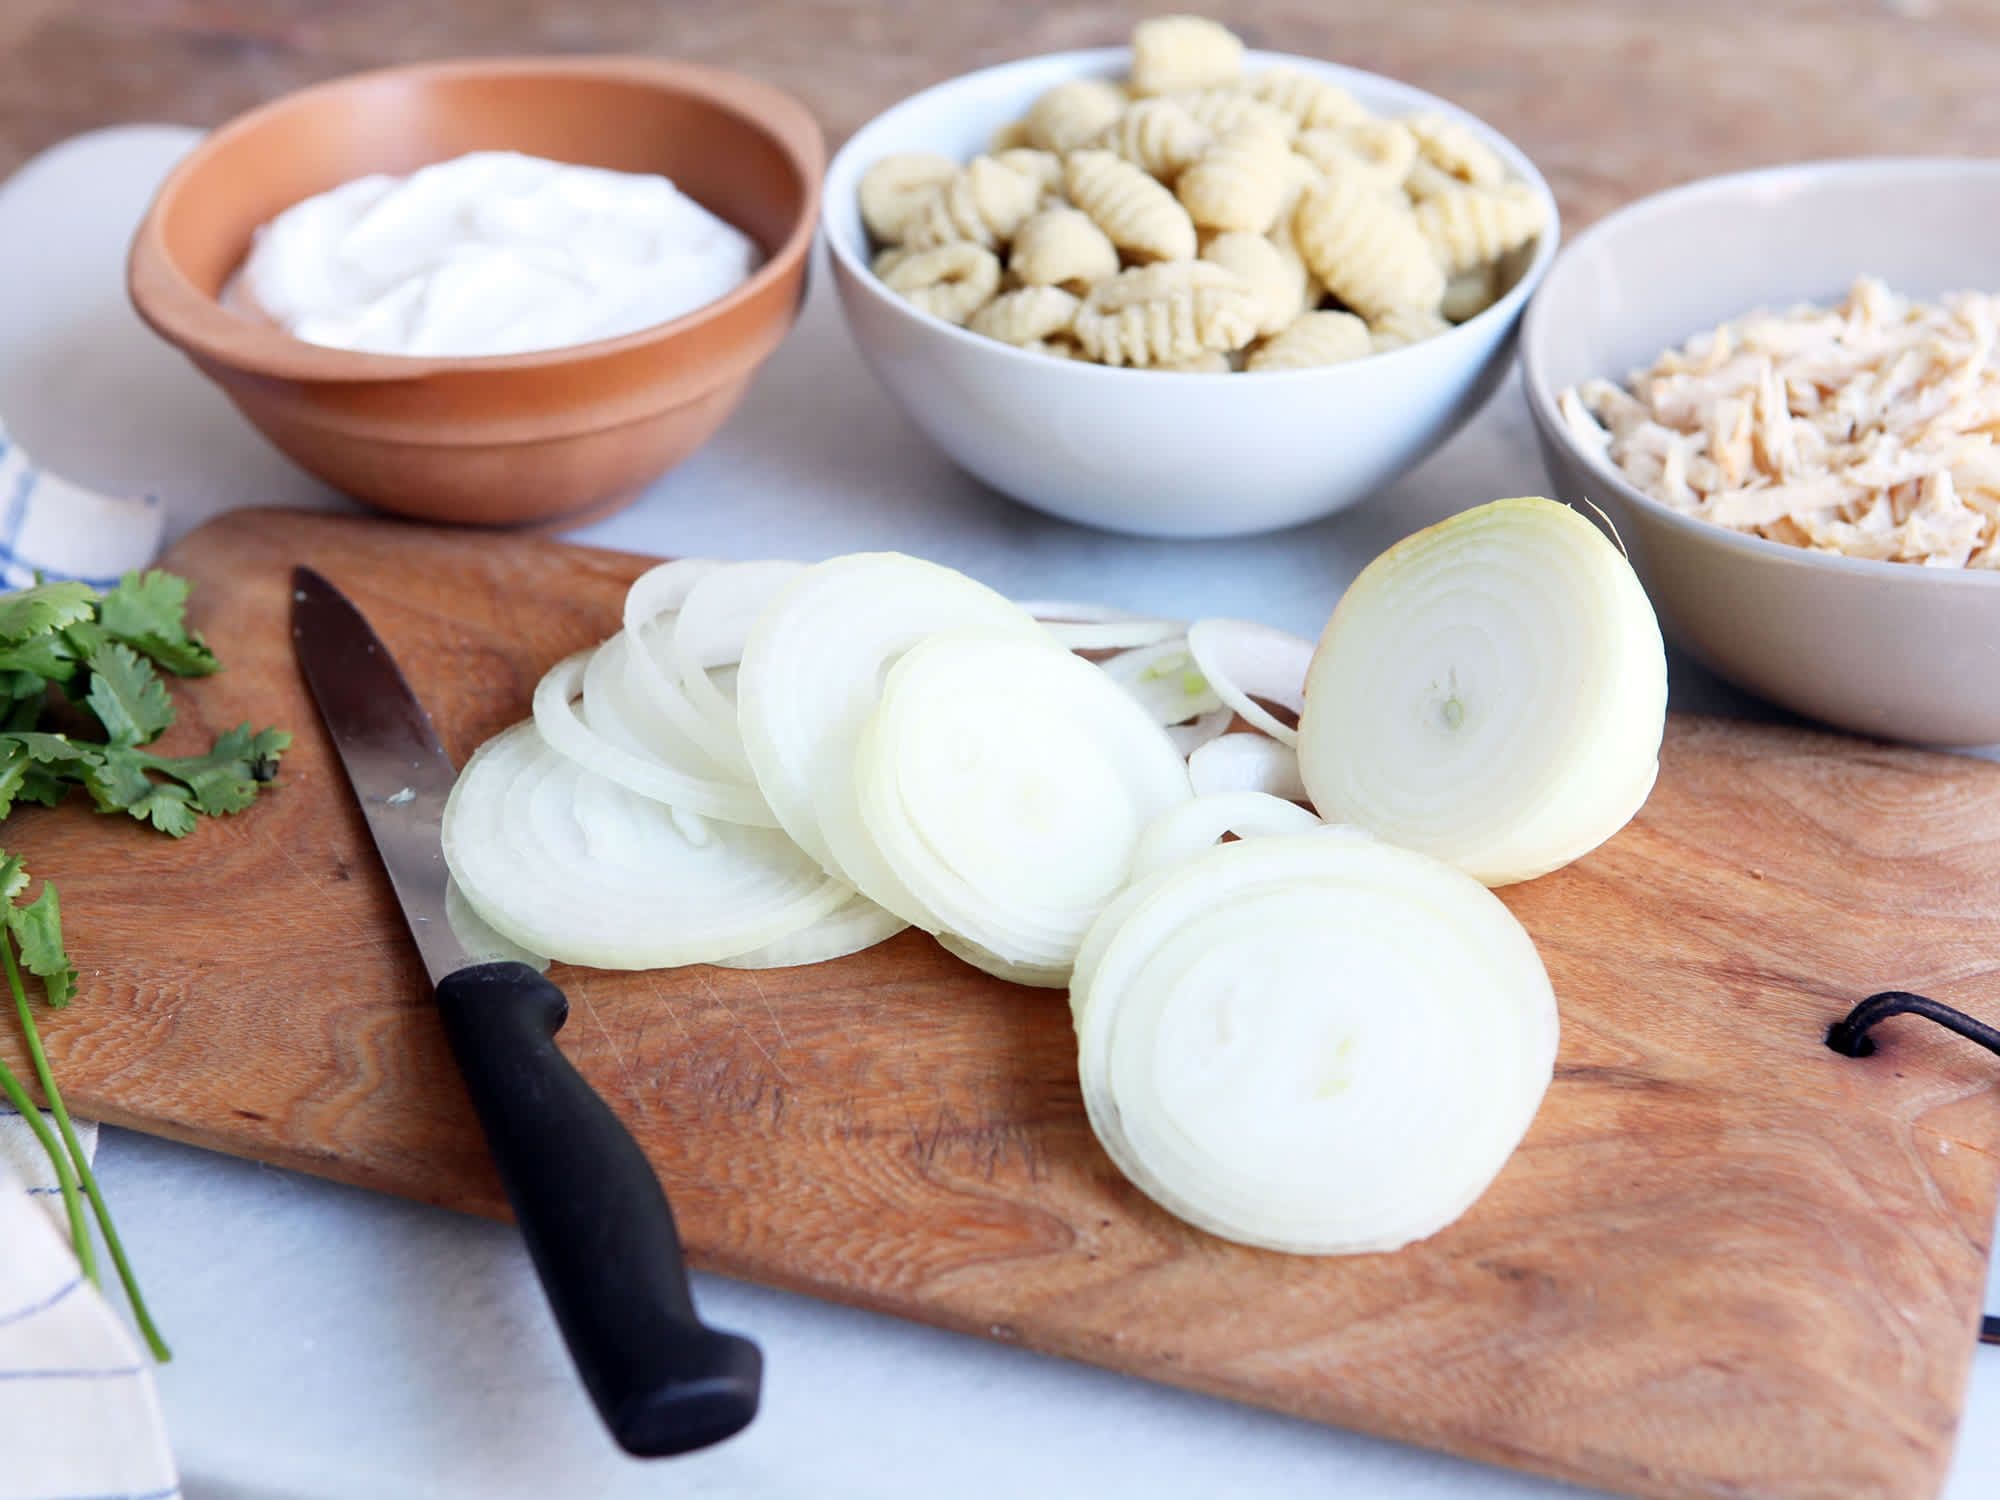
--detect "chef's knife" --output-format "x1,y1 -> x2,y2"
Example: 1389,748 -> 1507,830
290,566 -> 760,1457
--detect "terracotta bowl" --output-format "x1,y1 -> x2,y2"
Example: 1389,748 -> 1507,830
128,56 -> 823,527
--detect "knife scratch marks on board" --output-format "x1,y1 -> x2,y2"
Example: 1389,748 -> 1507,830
274,840 -> 402,970
641,977 -> 696,1044
570,982 -> 648,1118
741,971 -> 791,1050
694,969 -> 795,1089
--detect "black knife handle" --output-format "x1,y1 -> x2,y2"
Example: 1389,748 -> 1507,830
434,961 -> 761,1456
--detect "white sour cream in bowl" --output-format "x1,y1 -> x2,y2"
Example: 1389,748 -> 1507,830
227,150 -> 763,358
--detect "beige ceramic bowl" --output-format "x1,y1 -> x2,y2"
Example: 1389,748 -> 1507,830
1521,159 -> 2000,747
129,56 -> 823,528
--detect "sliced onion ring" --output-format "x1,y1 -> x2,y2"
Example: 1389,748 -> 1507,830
1187,732 -> 1307,801
669,560 -> 805,735
624,560 -> 755,776
716,891 -> 908,969
1185,618 -> 1311,747
445,878 -> 549,973
851,630 -> 1193,971
1073,831 -> 1558,1255
1164,705 -> 1233,757
443,721 -> 844,969
937,932 -> 1073,989
534,650 -> 775,826
1099,638 -> 1223,727
581,629 -> 732,780
1129,791 -> 1322,882
1023,600 -> 1186,651
736,552 -> 1055,886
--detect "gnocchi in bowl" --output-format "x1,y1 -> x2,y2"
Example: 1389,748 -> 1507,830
823,28 -> 1559,537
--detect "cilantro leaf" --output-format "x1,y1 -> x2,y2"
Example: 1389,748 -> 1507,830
97,571 -> 219,677
0,739 -> 31,821
124,782 -> 196,838
6,881 -> 75,1006
136,723 -> 291,817
15,765 -> 68,809
0,581 -> 97,645
83,642 -> 174,747
0,853 -> 26,907
0,630 -> 80,687
78,747 -> 154,816
5,731 -> 97,767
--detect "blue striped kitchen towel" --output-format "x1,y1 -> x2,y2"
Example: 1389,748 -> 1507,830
0,420 -> 178,1497
0,421 -> 164,589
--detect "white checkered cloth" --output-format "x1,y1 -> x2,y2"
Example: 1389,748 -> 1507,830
0,420 -> 178,1500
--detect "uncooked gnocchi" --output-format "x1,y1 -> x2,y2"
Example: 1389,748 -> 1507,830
1176,124 -> 1293,233
1200,231 -> 1311,336
1024,78 -> 1127,152
1092,98 -> 1213,181
1064,150 -> 1199,262
1130,15 -> 1244,96
880,243 -> 1002,325
902,155 -> 1044,251
1246,310 -> 1372,370
856,16 -> 1546,372
968,285 -> 1084,346
1072,262 -> 1262,367
1009,208 -> 1122,290
1293,159 -> 1446,320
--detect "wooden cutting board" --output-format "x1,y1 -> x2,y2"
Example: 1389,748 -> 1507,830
7,507 -> 1999,1500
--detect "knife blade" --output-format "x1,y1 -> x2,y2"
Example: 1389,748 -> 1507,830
290,566 -> 761,1457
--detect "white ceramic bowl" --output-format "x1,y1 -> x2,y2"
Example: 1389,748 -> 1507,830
1521,159 -> 2000,747
823,47 -> 1560,539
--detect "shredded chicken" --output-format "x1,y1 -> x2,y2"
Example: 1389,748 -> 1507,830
1559,277 -> 2000,569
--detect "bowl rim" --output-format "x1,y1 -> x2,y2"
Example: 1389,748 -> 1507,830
820,44 -> 1562,385
127,53 -> 826,384
1519,155 -> 2000,590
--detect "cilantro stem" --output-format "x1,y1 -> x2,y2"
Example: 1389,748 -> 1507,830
0,1050 -> 93,1283
3,937 -> 169,1361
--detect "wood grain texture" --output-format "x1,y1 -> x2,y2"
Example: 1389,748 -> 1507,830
4,508 -> 1999,1499
7,2 -> 2000,232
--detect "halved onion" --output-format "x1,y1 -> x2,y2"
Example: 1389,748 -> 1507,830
1073,830 -> 1558,1255
1297,497 -> 1666,886
534,650 -> 775,826
443,721 -> 846,968
735,553 -> 1055,888
851,630 -> 1193,971
1185,618 -> 1312,747
1187,732 -> 1306,801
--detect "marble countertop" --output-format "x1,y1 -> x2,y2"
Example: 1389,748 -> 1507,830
5,108 -> 1998,1498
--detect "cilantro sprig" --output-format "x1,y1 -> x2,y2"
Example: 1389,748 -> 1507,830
0,567 -> 290,1363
